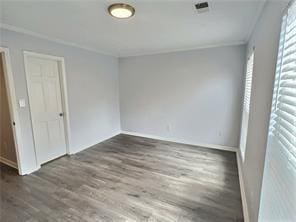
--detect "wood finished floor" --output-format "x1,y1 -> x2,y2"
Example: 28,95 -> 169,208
0,134 -> 243,222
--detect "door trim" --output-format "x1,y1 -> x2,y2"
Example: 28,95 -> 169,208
23,51 -> 71,166
0,47 -> 23,175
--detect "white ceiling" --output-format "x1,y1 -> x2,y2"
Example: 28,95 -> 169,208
0,0 -> 266,57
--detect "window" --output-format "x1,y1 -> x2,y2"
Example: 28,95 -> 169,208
269,6 -> 296,160
259,2 -> 296,221
244,53 -> 255,114
240,51 -> 254,160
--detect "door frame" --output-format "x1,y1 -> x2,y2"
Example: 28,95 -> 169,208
23,51 -> 71,166
0,47 -> 23,174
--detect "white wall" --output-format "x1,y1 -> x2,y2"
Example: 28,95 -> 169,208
239,1 -> 289,221
119,45 -> 245,148
0,29 -> 121,174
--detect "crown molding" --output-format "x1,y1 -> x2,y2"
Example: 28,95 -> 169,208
1,23 -> 246,59
119,41 -> 246,58
244,0 -> 267,42
0,23 -> 116,57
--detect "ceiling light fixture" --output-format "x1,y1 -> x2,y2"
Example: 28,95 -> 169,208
108,3 -> 135,19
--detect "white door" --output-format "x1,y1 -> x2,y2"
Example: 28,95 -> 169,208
26,55 -> 67,165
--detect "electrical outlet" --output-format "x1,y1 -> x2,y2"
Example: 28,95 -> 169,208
19,99 -> 26,108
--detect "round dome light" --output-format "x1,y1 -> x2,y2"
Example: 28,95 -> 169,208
108,3 -> 135,19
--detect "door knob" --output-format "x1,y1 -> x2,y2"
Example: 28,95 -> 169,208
59,113 -> 64,117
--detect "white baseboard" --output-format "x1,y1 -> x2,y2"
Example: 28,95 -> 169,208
236,151 -> 249,222
121,131 -> 237,152
20,131 -> 121,175
0,156 -> 18,169
21,166 -> 41,176
69,131 -> 121,155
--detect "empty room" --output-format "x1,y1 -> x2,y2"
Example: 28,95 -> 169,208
0,0 -> 295,221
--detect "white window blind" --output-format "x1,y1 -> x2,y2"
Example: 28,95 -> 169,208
240,52 -> 254,160
269,3 -> 296,163
259,2 -> 296,221
244,53 -> 254,114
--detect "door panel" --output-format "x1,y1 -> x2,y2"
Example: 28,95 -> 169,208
26,56 -> 67,165
0,54 -> 17,164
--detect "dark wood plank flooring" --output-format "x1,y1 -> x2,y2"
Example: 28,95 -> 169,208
0,134 -> 243,222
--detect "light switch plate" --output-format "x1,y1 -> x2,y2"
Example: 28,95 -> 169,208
19,99 -> 26,108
